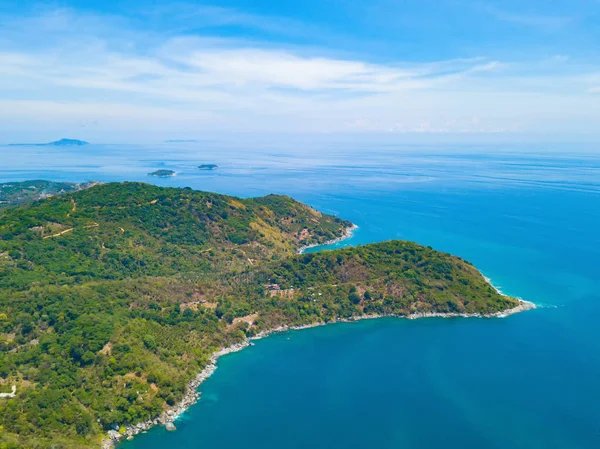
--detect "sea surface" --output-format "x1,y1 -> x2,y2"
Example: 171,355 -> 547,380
2,139 -> 599,448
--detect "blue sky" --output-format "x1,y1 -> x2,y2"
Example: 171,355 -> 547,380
0,0 -> 599,141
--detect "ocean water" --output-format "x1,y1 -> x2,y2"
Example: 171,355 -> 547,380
1,139 -> 599,448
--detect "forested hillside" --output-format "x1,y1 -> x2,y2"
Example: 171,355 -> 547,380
0,183 -> 519,449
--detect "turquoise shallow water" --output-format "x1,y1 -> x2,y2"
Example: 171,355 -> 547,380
2,140 -> 599,448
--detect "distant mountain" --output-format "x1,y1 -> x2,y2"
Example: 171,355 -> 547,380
45,138 -> 90,146
9,138 -> 90,147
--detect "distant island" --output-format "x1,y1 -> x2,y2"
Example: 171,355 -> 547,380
165,140 -> 199,143
0,182 -> 533,448
45,138 -> 89,146
198,164 -> 218,170
9,138 -> 90,147
148,169 -> 176,177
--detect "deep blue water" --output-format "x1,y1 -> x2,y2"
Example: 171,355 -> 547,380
2,140 -> 599,448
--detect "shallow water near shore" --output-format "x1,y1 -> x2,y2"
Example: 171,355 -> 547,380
2,139 -> 600,448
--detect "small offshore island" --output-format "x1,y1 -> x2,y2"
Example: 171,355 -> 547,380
198,164 -> 218,170
0,182 -> 534,449
148,169 -> 176,177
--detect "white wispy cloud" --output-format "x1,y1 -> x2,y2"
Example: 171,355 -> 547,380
0,17 -> 503,100
480,5 -> 573,29
0,6 -> 598,139
141,3 -> 321,38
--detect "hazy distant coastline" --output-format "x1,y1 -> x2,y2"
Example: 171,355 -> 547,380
165,140 -> 199,143
9,138 -> 89,147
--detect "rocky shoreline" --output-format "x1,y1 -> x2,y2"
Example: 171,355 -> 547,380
104,294 -> 535,448
103,229 -> 533,448
297,224 -> 358,254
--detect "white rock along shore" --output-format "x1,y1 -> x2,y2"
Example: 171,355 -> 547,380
103,295 -> 535,448
103,227 -> 535,448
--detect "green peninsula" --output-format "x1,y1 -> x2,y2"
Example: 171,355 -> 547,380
0,183 -> 523,449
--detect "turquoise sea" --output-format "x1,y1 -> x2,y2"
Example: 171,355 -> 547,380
2,139 -> 599,448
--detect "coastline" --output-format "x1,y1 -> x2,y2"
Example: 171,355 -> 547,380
105,297 -> 535,448
104,230 -> 535,448
297,224 -> 358,254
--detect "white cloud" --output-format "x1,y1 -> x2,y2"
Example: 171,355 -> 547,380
0,35 -> 503,101
141,3 -> 321,38
0,7 -> 599,138
481,5 -> 573,29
